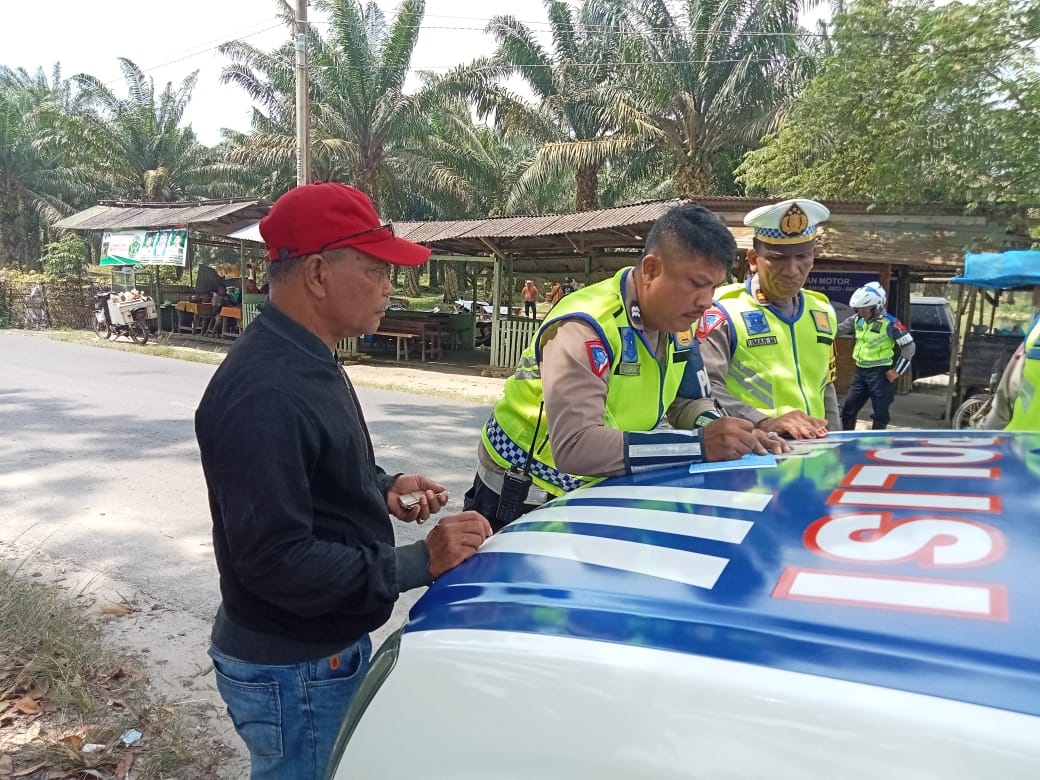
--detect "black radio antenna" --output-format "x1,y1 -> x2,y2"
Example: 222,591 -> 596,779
522,401 -> 545,477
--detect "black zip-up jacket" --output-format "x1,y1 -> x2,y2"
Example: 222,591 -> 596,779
196,302 -> 430,664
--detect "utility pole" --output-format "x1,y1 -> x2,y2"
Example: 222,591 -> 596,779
294,0 -> 311,186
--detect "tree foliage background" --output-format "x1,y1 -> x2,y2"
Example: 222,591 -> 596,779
737,0 -> 1040,208
0,0 -> 1037,274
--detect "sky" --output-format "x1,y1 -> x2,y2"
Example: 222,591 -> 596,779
4,0 -> 557,146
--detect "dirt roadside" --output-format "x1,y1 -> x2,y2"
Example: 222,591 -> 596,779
3,335 -> 509,779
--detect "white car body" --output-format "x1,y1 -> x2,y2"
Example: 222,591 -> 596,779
329,431 -> 1040,779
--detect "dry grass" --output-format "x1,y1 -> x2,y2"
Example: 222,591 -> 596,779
42,329 -> 227,366
0,564 -> 225,778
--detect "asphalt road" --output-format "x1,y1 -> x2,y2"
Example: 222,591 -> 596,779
0,330 -> 491,642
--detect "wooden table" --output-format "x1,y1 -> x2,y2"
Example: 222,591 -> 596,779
174,301 -> 201,334
219,306 -> 243,339
374,317 -> 445,361
174,301 -> 221,336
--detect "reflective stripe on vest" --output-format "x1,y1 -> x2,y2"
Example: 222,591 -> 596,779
714,282 -> 836,418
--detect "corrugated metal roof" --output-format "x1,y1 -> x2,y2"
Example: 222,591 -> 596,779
396,219 -> 487,243
56,196 -> 1014,273
55,198 -> 272,235
395,200 -> 687,244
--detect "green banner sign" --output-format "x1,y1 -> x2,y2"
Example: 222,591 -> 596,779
100,229 -> 188,266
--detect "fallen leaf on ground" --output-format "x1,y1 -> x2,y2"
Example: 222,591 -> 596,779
114,751 -> 135,776
100,604 -> 133,616
59,733 -> 84,749
12,696 -> 41,715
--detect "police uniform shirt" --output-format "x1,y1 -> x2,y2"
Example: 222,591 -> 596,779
699,273 -> 841,430
982,345 -> 1025,429
476,271 -> 716,480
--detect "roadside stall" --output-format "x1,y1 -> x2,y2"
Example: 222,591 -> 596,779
947,250 -> 1040,424
55,198 -> 272,341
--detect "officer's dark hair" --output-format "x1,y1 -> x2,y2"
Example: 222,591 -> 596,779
645,204 -> 736,271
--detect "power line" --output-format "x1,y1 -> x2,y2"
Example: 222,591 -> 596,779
310,19 -> 840,39
102,18 -> 284,87
92,13 -> 1040,88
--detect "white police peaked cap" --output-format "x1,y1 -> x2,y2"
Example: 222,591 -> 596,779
745,199 -> 831,245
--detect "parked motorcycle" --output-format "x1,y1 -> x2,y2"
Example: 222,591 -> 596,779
93,291 -> 157,345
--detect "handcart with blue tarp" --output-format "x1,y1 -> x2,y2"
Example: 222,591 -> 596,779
948,250 -> 1040,426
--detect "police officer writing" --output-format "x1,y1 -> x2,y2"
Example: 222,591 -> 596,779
837,282 -> 915,430
195,182 -> 492,779
699,199 -> 840,439
462,204 -> 787,531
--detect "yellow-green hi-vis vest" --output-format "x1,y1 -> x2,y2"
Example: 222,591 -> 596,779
481,268 -> 693,496
1006,317 -> 1040,432
714,281 -> 837,418
853,315 -> 897,368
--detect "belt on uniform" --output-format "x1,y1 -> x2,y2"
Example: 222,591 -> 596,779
484,416 -> 585,493
476,462 -> 551,506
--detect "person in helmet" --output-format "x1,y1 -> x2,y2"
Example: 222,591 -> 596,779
838,282 -> 916,430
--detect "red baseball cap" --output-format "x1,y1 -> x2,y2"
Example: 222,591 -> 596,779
259,182 -> 431,266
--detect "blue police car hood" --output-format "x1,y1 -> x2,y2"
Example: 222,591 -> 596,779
409,432 -> 1040,717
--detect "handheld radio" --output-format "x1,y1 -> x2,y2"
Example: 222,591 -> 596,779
495,402 -> 544,526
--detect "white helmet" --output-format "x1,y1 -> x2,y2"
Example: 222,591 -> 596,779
850,282 -> 886,309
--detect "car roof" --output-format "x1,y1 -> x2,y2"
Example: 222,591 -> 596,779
910,296 -> 950,304
408,431 -> 1040,717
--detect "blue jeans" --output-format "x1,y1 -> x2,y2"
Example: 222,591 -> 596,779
841,366 -> 896,430
208,635 -> 372,780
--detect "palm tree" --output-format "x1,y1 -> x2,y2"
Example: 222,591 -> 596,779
72,58 -> 216,201
222,0 -> 455,295
0,65 -> 87,269
216,2 -> 300,198
408,98 -> 582,220
442,0 -> 639,211
614,0 -> 820,195
402,101 -> 570,301
220,0 -> 439,212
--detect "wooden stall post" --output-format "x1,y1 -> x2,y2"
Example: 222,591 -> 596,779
944,283 -> 970,420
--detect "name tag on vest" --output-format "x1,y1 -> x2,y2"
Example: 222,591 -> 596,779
618,362 -> 641,376
747,336 -> 778,347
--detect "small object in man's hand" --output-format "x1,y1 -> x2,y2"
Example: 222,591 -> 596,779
399,491 -> 425,510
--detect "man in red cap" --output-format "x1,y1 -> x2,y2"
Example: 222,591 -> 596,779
195,182 -> 491,779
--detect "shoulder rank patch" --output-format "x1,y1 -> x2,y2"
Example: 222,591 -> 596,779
696,308 -> 725,340
811,309 -> 833,334
675,329 -> 694,348
741,310 -> 771,336
585,340 -> 609,377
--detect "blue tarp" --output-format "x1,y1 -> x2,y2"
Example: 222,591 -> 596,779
950,250 -> 1040,290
